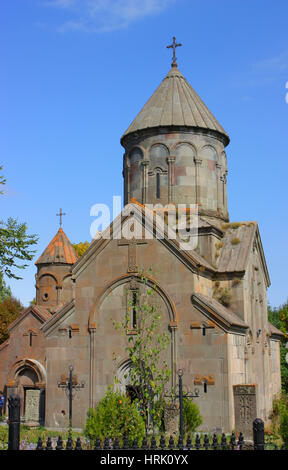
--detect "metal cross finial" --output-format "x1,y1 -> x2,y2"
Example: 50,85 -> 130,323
167,36 -> 182,67
56,208 -> 66,227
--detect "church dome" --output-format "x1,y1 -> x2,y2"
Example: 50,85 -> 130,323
35,228 -> 78,265
121,52 -> 230,224
35,227 -> 78,310
121,65 -> 229,147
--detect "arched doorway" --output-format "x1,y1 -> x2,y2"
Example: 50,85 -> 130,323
8,359 -> 46,425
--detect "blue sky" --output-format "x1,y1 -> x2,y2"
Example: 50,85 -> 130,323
0,0 -> 287,308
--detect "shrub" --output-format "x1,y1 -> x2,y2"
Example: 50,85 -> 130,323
270,394 -> 288,440
213,285 -> 231,307
272,393 -> 288,443
84,389 -> 145,444
183,399 -> 202,434
280,406 -> 288,444
222,222 -> 242,230
215,241 -> 223,250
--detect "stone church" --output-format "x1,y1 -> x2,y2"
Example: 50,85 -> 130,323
0,48 -> 283,434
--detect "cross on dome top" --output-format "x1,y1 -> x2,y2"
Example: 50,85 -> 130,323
166,36 -> 182,67
56,208 -> 66,227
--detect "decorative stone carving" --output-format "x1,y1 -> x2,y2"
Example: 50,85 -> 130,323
164,404 -> 179,434
24,389 -> 41,424
233,385 -> 256,438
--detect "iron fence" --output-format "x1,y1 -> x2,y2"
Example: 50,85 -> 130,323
6,394 -> 288,451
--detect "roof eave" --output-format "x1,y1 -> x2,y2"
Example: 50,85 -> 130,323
121,125 -> 230,149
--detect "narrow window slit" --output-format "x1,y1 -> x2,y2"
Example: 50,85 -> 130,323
156,172 -> 160,199
132,291 -> 137,329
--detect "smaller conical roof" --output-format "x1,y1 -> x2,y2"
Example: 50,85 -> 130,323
121,65 -> 229,145
35,228 -> 78,265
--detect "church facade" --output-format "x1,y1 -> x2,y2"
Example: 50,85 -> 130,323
0,55 -> 283,434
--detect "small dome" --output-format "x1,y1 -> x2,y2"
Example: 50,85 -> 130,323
35,228 -> 78,265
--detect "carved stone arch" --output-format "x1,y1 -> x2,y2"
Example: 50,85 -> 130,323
149,165 -> 167,176
8,358 -> 46,385
36,272 -> 59,306
128,145 -> 144,159
174,141 -> 197,156
198,144 -> 218,162
8,358 -> 46,423
148,142 -> 170,156
38,272 -> 60,286
88,273 -> 179,331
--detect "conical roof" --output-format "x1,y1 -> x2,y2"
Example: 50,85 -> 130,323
121,65 -> 229,145
35,228 -> 78,265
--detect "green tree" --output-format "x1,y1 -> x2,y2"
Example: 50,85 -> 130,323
0,295 -> 23,344
72,241 -> 90,257
0,273 -> 11,302
113,271 -> 171,435
268,301 -> 288,393
0,165 -> 38,332
0,169 -> 5,194
0,166 -> 38,292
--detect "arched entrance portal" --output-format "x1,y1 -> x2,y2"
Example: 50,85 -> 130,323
115,359 -> 152,404
8,359 -> 46,425
115,360 -> 135,396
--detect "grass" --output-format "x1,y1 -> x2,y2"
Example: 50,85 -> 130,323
0,424 -> 87,450
222,222 -> 243,230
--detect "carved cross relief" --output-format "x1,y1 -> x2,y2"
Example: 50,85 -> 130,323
118,237 -> 149,273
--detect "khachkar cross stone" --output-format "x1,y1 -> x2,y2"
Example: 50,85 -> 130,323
56,208 -> 66,227
118,238 -> 149,273
167,36 -> 182,67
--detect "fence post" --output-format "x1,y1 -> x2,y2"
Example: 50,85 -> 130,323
253,418 -> 264,450
8,394 -> 20,450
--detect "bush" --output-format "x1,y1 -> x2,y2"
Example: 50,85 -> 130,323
84,389 -> 145,444
274,394 -> 288,444
280,407 -> 288,444
183,399 -> 202,433
270,393 -> 288,442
